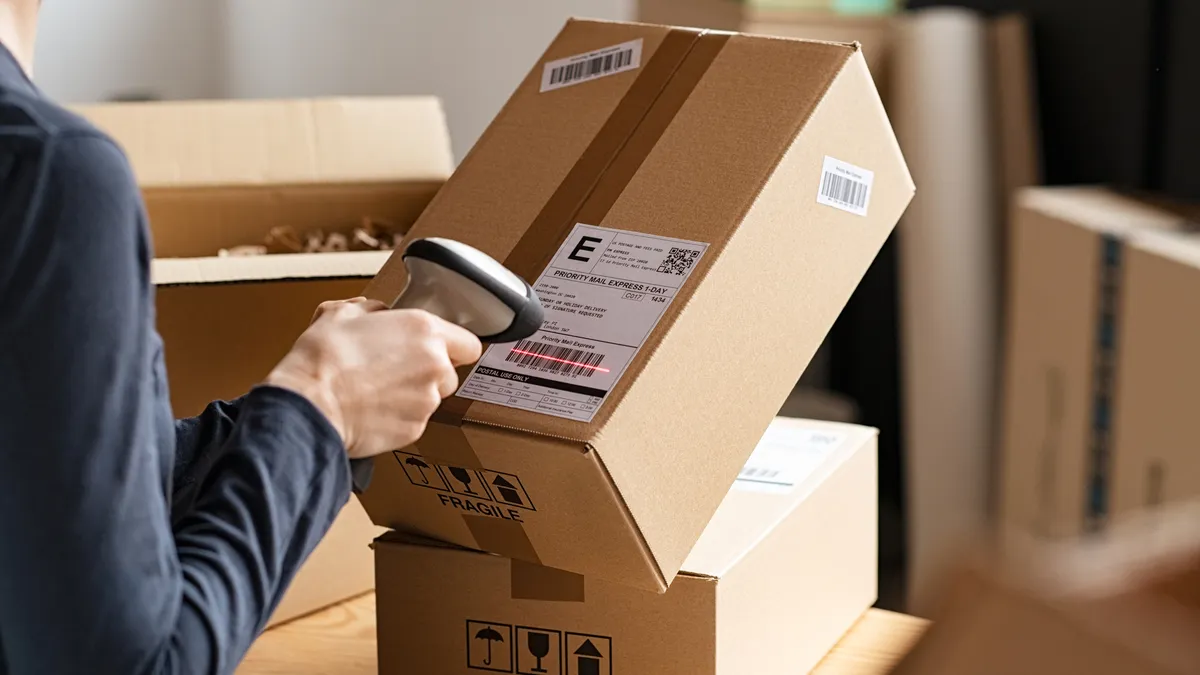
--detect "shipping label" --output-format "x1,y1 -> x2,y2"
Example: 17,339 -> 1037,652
734,426 -> 849,494
456,224 -> 709,422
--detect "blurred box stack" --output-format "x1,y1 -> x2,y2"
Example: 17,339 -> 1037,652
999,186 -> 1200,546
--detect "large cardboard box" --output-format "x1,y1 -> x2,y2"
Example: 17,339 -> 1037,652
997,187 -> 1193,543
638,0 -> 894,99
359,19 -> 913,592
76,97 -> 455,626
376,418 -> 879,675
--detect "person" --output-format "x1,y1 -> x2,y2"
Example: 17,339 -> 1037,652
0,1 -> 483,673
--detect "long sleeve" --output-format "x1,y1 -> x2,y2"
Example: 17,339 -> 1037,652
0,129 -> 351,675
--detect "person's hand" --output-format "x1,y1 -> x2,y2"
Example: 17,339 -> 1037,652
264,297 -> 482,459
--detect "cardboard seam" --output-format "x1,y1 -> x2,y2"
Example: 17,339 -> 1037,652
453,29 -> 718,441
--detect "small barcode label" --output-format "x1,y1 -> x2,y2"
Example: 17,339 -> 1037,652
816,156 -> 874,217
504,340 -> 607,378
541,39 -> 643,93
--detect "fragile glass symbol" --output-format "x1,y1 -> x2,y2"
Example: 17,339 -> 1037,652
474,627 -> 505,666
527,632 -> 550,673
450,467 -> 478,495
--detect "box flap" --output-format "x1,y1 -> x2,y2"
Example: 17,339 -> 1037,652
1018,187 -> 1188,238
73,97 -> 454,189
152,251 -> 390,287
1129,229 -> 1200,270
680,418 -> 877,578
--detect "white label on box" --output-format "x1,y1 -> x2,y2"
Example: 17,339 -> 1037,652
734,426 -> 849,494
816,156 -> 874,217
456,223 -> 709,422
540,39 -> 643,92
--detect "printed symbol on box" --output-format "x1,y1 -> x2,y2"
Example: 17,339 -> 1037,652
447,467 -> 492,501
394,451 -> 450,492
516,627 -> 561,675
480,470 -> 536,511
565,634 -> 612,675
467,621 -> 513,672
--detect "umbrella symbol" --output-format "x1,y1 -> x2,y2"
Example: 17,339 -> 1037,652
405,456 -> 432,484
474,626 -> 506,666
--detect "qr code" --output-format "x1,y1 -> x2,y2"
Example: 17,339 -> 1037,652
657,247 -> 700,276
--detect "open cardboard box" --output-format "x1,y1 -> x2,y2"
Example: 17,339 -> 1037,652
75,96 -> 455,626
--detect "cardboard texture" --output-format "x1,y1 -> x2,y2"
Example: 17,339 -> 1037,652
359,19 -> 913,592
75,97 -> 456,627
889,501 -> 1200,675
638,0 -> 894,99
997,187 -> 1196,545
376,418 -> 879,675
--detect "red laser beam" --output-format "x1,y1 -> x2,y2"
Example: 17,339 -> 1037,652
509,347 -> 611,373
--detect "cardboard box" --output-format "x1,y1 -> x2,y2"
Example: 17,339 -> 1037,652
997,187 -> 1192,543
359,19 -> 913,592
76,97 -> 455,626
376,418 -> 879,675
638,0 -> 894,99
1108,228 -> 1200,519
889,501 -> 1200,675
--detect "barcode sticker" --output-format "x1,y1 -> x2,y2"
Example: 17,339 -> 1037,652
734,426 -> 849,495
540,39 -> 643,93
817,156 -> 874,217
457,224 -> 709,422
505,339 -> 607,378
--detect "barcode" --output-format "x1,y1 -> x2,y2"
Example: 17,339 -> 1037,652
505,340 -> 606,378
548,49 -> 635,87
739,466 -> 782,480
820,171 -> 869,210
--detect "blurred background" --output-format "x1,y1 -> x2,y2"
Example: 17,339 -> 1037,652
35,0 -> 1200,618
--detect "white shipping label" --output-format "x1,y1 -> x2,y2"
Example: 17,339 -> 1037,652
734,426 -> 849,494
456,223 -> 709,422
816,156 -> 874,217
540,39 -> 644,92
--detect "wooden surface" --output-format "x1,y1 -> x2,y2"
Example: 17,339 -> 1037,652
238,593 -> 928,674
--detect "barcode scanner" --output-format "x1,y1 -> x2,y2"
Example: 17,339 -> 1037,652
390,238 -> 544,344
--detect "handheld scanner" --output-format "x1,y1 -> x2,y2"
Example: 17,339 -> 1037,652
391,238 -> 544,344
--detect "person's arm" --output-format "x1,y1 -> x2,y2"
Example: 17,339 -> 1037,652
0,132 -> 350,674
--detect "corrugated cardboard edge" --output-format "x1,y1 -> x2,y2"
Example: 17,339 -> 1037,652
73,97 -> 454,189
152,251 -> 391,286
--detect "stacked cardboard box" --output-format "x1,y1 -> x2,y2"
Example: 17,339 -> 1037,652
76,96 -> 455,627
354,17 -> 914,673
998,186 -> 1200,545
378,418 -> 879,674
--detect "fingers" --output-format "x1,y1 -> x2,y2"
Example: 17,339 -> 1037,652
312,297 -> 388,324
434,319 -> 485,367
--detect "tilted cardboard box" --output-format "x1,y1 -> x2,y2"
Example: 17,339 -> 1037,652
376,418 -> 879,675
997,187 -> 1194,544
76,97 -> 455,626
360,18 -> 913,592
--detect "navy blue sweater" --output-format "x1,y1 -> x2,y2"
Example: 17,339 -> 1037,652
0,45 -> 355,674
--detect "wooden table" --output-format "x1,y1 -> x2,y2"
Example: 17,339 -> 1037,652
238,593 -> 928,674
